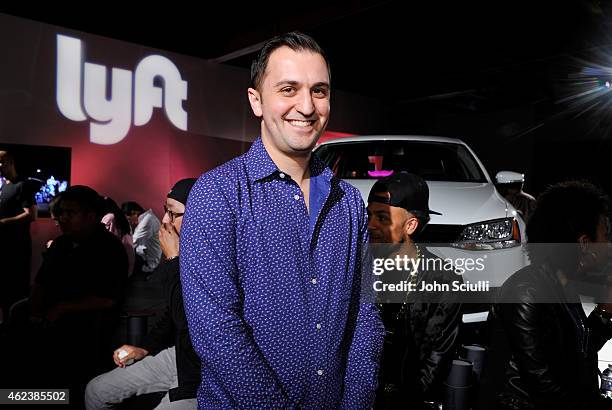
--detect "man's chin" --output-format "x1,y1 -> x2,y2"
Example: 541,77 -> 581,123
288,139 -> 318,153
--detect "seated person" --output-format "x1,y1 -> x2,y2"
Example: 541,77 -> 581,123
86,179 -> 199,409
0,185 -> 128,399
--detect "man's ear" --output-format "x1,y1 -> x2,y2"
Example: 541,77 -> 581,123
247,88 -> 263,117
578,233 -> 590,253
404,217 -> 419,237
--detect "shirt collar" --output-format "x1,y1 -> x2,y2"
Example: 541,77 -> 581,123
245,137 -> 334,184
245,137 -> 279,182
138,209 -> 151,223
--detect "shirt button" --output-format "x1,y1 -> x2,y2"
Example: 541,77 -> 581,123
317,369 -> 324,376
311,278 -> 317,285
294,194 -> 300,201
279,173 -> 285,179
316,323 -> 322,330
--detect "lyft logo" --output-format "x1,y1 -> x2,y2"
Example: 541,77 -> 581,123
56,34 -> 188,145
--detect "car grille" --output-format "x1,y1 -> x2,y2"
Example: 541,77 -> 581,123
420,224 -> 464,243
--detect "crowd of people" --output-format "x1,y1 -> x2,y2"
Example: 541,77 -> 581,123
1,32 -> 612,410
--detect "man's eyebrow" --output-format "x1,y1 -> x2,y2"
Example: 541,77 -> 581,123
312,82 -> 330,89
273,80 -> 330,88
274,80 -> 299,87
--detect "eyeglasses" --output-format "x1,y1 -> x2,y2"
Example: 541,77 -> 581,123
163,206 -> 184,222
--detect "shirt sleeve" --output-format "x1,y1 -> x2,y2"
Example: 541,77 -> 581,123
101,214 -> 119,237
132,213 -> 150,253
141,307 -> 174,355
419,289 -> 462,397
180,174 -> 291,409
19,180 -> 37,209
495,294 -> 584,409
340,198 -> 385,409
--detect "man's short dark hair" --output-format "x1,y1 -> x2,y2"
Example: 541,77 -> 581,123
250,31 -> 330,90
527,180 -> 609,267
60,185 -> 104,218
121,201 -> 144,215
0,150 -> 16,170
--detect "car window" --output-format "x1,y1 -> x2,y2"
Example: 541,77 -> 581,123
315,140 -> 487,182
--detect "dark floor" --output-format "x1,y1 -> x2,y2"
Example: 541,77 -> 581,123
0,270 -> 168,409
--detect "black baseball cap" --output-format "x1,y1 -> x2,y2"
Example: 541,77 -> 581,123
367,172 -> 442,215
168,178 -> 197,206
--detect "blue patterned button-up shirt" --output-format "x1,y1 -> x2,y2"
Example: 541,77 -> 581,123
180,137 -> 384,409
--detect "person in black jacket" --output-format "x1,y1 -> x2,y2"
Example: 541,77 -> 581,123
0,150 -> 37,321
85,178 -> 199,409
0,185 -> 128,405
369,173 -> 463,409
491,180 -> 612,410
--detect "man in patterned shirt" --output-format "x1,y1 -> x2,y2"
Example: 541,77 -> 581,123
180,32 -> 385,409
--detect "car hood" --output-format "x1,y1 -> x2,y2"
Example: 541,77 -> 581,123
347,179 -> 511,225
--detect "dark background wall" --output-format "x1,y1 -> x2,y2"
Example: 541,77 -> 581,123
0,14 -> 384,277
3,1 -> 612,276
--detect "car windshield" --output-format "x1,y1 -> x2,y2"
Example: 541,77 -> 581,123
315,140 -> 487,182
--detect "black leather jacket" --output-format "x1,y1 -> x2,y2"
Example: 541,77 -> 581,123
376,248 -> 463,409
491,263 -> 612,410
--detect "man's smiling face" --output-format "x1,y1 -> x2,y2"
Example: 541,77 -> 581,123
248,46 -> 330,156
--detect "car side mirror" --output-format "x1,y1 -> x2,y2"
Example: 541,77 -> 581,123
495,171 -> 524,185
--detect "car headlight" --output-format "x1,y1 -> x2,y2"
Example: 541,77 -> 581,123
452,217 -> 520,250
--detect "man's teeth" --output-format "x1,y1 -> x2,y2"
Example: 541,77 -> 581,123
288,120 -> 313,127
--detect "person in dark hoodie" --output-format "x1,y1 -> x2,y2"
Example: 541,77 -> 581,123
85,178 -> 199,409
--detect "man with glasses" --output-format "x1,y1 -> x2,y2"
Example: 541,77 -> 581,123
86,178 -> 200,409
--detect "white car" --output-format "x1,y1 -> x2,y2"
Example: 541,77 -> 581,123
314,135 -> 530,323
314,135 -> 612,370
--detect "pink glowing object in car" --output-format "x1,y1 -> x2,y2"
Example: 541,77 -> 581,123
367,170 -> 394,178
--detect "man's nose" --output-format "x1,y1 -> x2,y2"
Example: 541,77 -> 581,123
367,217 -> 378,232
296,90 -> 315,117
162,213 -> 171,224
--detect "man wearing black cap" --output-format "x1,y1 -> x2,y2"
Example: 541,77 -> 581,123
86,178 -> 200,409
368,172 -> 463,410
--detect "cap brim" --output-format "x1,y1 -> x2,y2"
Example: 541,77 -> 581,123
427,210 -> 443,215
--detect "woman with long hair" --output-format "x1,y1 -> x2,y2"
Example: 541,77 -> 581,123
102,196 -> 135,276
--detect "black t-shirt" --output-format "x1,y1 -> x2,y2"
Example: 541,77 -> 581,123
35,225 -> 128,310
0,177 -> 36,242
